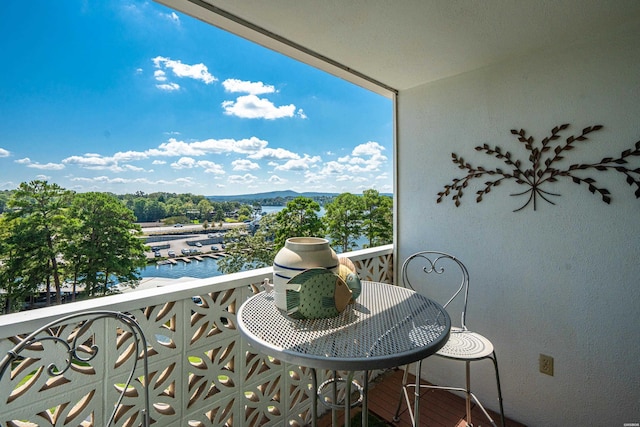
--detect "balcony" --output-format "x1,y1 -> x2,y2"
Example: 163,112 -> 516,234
1,245 -> 398,426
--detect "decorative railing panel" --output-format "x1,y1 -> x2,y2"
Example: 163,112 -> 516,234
0,245 -> 393,426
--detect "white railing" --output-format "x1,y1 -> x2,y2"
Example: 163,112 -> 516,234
0,245 -> 393,427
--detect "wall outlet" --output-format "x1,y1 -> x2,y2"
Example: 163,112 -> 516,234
539,354 -> 554,376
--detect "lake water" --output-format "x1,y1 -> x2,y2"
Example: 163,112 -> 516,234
138,206 -> 364,279
139,257 -> 224,279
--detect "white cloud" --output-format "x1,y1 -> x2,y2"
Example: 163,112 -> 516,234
161,11 -> 180,25
247,147 -> 299,160
333,141 -> 388,173
317,160 -> 344,175
296,108 -> 307,119
147,136 -> 268,157
174,177 -> 195,186
63,154 -> 120,171
268,175 -> 287,184
15,157 -> 65,170
352,141 -> 386,157
0,148 -> 9,157
228,173 -> 258,184
114,151 -> 149,162
274,155 -> 322,171
123,164 -> 145,172
170,157 -> 196,169
156,82 -> 180,91
154,70 -> 167,81
222,79 -> 275,95
152,56 -> 216,84
303,170 -> 324,184
199,161 -> 225,175
58,136 -> 271,176
311,140 -> 389,180
170,157 -> 225,175
232,159 -> 260,171
69,176 -> 176,187
222,95 -> 296,120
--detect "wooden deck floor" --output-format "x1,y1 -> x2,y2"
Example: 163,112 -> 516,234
318,369 -> 526,427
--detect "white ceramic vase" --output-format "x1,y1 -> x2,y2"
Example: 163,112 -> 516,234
273,237 -> 339,310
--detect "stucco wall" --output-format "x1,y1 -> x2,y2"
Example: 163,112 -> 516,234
396,20 -> 640,427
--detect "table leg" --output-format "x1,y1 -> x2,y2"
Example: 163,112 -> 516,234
362,370 -> 369,427
311,368 -> 318,427
332,370 -> 338,426
344,371 -> 353,427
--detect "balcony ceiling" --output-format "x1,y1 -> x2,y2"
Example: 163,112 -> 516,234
160,0 -> 640,93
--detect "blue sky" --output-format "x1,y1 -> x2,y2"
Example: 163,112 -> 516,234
0,1 -> 393,196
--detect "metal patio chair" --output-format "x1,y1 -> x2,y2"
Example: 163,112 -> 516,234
393,251 -> 505,427
0,310 -> 150,427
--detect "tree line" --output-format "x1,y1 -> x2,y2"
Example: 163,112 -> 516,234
218,190 -> 393,274
0,181 -> 149,313
0,181 -> 392,314
118,192 -> 254,223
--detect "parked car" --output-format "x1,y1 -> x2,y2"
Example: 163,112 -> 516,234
207,233 -> 215,238
174,223 -> 183,227
154,251 -> 161,257
168,250 -> 176,258
211,245 -> 219,252
181,248 -> 190,255
195,242 -> 202,247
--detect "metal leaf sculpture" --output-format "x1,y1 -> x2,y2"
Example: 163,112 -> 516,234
437,124 -> 640,211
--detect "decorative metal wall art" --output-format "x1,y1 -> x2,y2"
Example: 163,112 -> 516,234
437,124 -> 640,211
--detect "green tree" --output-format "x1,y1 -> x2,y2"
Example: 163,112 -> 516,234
3,181 -> 73,306
64,192 -> 147,297
211,201 -> 226,223
0,191 -> 9,214
145,199 -> 167,222
361,189 -> 393,248
323,192 -> 364,253
274,197 -> 324,249
237,204 -> 254,221
0,216 -> 49,313
132,197 -> 147,221
217,213 -> 279,274
164,198 -> 183,217
197,199 -> 212,220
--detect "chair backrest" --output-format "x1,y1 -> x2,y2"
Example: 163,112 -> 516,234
0,310 -> 150,427
401,251 -> 470,330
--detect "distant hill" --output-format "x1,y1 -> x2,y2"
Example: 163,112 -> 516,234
207,190 -> 338,201
205,190 -> 393,203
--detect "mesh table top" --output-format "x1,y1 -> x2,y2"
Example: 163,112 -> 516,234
237,281 -> 451,371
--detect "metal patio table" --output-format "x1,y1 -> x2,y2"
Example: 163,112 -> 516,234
237,281 -> 451,427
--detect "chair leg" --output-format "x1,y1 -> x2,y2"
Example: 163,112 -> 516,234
413,359 -> 423,427
490,352 -> 506,427
465,361 -> 472,427
393,360 -> 422,427
467,353 -> 505,427
393,365 -> 409,422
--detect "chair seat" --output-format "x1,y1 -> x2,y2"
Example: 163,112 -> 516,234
436,327 -> 495,360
